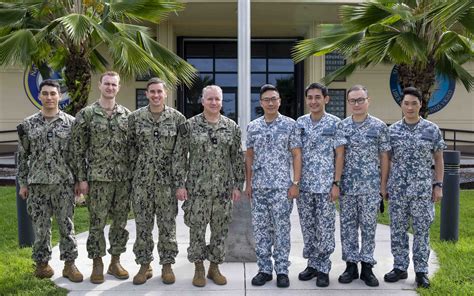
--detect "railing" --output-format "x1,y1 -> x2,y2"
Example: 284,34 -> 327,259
0,129 -> 17,144
0,128 -> 473,154
441,128 -> 474,155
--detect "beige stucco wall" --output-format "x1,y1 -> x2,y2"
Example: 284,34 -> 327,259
1,4 -> 472,143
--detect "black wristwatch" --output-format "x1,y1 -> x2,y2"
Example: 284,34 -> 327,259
433,181 -> 443,189
332,180 -> 341,188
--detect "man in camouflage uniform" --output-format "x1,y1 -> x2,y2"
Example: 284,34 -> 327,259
338,85 -> 390,287
296,83 -> 346,287
174,85 -> 244,287
128,78 -> 186,285
246,84 -> 302,288
71,71 -> 131,284
384,87 -> 445,289
17,79 -> 83,282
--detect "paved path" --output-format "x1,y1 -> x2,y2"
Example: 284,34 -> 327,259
50,201 -> 438,296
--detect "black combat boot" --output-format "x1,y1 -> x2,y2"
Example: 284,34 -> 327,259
360,262 -> 379,287
338,262 -> 358,284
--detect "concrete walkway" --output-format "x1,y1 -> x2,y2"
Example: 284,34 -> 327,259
50,200 -> 438,295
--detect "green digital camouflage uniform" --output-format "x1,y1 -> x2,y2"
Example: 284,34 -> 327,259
173,113 -> 245,264
17,111 -> 78,263
128,105 -> 186,265
70,102 -> 131,259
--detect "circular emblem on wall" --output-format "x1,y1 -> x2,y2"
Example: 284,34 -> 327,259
389,65 -> 456,114
23,65 -> 70,110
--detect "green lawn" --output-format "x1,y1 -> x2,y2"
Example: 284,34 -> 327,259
1,186 -> 472,295
378,190 -> 474,295
0,186 -> 89,296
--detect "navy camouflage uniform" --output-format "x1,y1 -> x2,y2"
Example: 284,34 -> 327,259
17,111 -> 78,263
339,115 -> 390,265
296,113 -> 346,274
128,105 -> 186,265
247,114 -> 301,275
173,113 -> 244,264
388,118 -> 446,273
71,102 -> 131,259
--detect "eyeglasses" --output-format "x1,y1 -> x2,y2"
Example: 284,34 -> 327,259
261,96 -> 280,103
347,97 -> 368,105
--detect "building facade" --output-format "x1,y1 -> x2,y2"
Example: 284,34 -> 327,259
1,0 -> 473,150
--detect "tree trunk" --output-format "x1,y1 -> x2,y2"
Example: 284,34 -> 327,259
397,61 -> 436,118
63,45 -> 92,116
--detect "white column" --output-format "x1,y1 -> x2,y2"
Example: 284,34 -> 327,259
238,0 -> 251,149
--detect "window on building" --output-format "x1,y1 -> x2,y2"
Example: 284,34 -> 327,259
178,39 -> 304,122
136,88 -> 148,109
325,51 -> 346,82
327,89 -> 346,119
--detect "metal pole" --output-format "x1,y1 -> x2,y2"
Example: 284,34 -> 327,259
237,0 -> 251,149
440,150 -> 460,242
15,152 -> 35,247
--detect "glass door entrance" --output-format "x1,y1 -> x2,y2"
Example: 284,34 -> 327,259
177,38 -> 303,122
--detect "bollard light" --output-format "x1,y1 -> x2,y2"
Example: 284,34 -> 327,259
440,150 -> 460,242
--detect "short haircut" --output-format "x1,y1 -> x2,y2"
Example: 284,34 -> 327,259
305,82 -> 328,97
146,77 -> 166,90
202,85 -> 223,99
347,84 -> 368,98
99,71 -> 120,83
39,79 -> 60,93
402,86 -> 422,103
260,84 -> 279,97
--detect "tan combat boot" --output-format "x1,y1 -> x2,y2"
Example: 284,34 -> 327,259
90,257 -> 104,284
63,260 -> 84,282
207,262 -> 227,285
133,263 -> 153,285
35,261 -> 54,279
107,255 -> 129,279
192,261 -> 206,287
161,263 -> 175,284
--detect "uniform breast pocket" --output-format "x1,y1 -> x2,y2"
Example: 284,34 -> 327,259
191,133 -> 208,149
274,131 -> 290,147
322,128 -> 336,137
217,130 -> 233,146
117,121 -> 128,140
419,134 -> 434,152
161,128 -> 178,151
91,121 -> 108,135
55,128 -> 71,150
137,127 -> 152,142
365,130 -> 379,143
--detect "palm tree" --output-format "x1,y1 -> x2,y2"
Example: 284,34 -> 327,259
0,0 -> 196,115
292,0 -> 473,118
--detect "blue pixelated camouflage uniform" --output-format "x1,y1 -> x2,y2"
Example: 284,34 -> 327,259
296,113 -> 346,273
339,115 -> 390,265
388,118 -> 446,273
247,113 -> 301,275
17,111 -> 78,263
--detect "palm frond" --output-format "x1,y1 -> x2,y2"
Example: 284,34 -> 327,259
0,8 -> 27,27
292,31 -> 363,63
0,29 -> 37,65
340,1 -> 393,31
394,32 -> 427,63
427,0 -> 474,31
358,31 -> 398,64
139,32 -> 197,87
110,0 -> 185,24
458,6 -> 474,34
321,62 -> 358,85
57,14 -> 93,46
